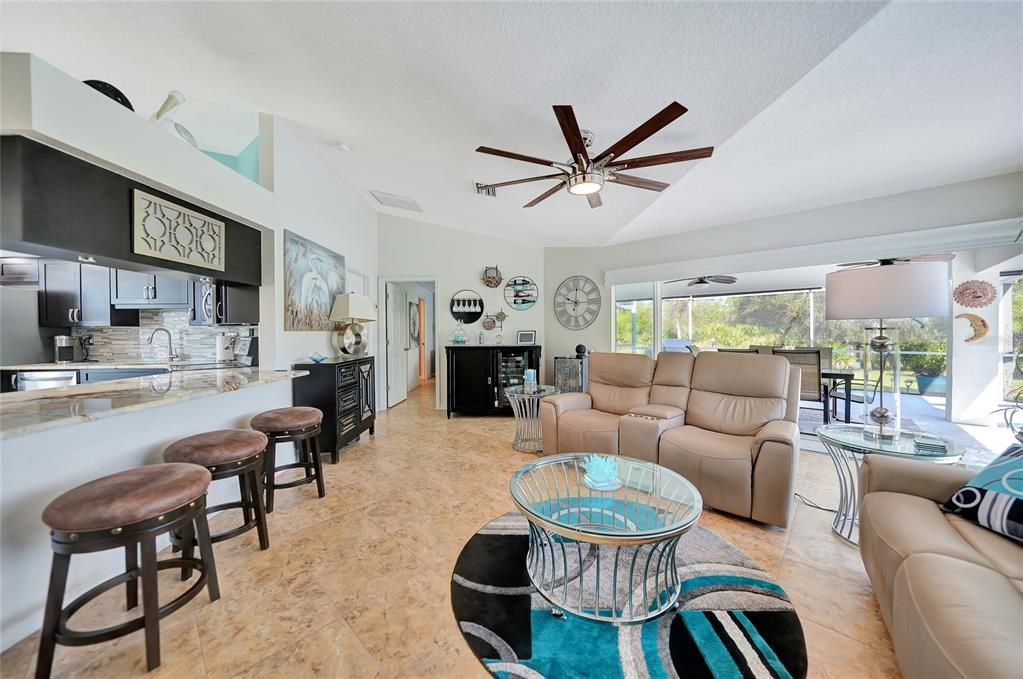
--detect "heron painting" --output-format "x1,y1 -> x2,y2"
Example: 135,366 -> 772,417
283,230 -> 346,331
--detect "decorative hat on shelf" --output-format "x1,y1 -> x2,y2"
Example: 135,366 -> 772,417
329,293 -> 377,355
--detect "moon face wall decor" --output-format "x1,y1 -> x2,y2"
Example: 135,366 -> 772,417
554,275 -> 601,330
505,276 -> 538,311
955,313 -> 989,343
450,290 -> 484,324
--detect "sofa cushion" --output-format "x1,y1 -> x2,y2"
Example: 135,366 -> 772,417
685,352 -> 789,435
942,445 -> 1023,544
947,515 -> 1023,593
558,409 -> 620,455
659,425 -> 753,518
649,352 -> 694,410
893,553 -> 1023,679
587,353 -> 654,415
628,404 -> 685,420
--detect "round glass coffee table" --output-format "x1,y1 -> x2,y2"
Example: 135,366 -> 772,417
816,424 -> 968,545
510,453 -> 703,624
505,385 -> 558,452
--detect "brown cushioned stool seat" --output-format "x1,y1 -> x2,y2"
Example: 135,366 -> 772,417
36,464 -> 220,678
250,406 -> 325,514
250,406 -> 322,433
164,430 -> 268,467
163,429 -> 271,554
42,463 -> 211,532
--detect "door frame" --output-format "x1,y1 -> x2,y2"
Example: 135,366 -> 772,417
376,276 -> 440,412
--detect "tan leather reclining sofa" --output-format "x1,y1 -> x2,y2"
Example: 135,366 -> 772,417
859,455 -> 1022,679
540,351 -> 801,527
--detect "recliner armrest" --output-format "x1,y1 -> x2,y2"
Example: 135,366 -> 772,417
859,454 -> 975,504
628,404 -> 685,421
752,420 -> 799,460
542,392 -> 592,416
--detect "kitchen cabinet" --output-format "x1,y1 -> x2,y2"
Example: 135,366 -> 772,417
445,345 -> 542,418
190,280 -> 259,325
291,356 -> 375,462
0,257 -> 39,285
111,270 -> 190,308
38,261 -> 138,327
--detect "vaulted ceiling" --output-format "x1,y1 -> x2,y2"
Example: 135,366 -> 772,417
2,2 -> 1019,247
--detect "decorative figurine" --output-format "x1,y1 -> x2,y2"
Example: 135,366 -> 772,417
581,454 -> 621,491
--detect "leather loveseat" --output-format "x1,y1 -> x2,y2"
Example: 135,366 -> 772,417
858,454 -> 1022,679
540,351 -> 801,527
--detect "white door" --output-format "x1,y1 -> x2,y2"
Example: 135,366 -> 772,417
386,283 -> 409,407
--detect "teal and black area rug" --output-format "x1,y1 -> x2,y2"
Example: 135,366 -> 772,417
451,513 -> 807,679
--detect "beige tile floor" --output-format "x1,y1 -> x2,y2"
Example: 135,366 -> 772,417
1,382 -> 899,678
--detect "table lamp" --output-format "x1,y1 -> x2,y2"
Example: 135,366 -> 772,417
329,293 -> 377,355
825,260 -> 950,439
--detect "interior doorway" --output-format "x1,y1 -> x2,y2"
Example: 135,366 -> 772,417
381,279 -> 436,409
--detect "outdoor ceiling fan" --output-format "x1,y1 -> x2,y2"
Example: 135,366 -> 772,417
836,254 -> 955,269
475,102 -> 714,208
665,275 -> 738,289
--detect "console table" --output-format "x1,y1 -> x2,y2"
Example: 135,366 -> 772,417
292,356 -> 375,462
445,345 -> 541,418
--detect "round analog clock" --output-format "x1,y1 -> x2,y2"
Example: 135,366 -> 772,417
554,275 -> 601,330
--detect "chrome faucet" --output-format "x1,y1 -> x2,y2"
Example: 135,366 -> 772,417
147,327 -> 179,362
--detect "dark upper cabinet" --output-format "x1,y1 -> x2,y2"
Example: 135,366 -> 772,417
111,270 -> 190,308
0,257 -> 40,285
445,345 -> 542,418
38,260 -> 138,327
39,260 -> 80,326
218,282 -> 259,324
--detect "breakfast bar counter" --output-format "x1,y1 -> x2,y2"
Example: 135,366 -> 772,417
0,368 -> 309,648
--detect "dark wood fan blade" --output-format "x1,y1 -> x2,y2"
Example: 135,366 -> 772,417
592,101 -> 688,164
609,146 -> 714,171
838,261 -> 879,267
524,182 -> 565,208
587,193 -> 602,209
608,174 -> 669,192
706,275 -> 737,284
476,146 -> 560,168
553,105 -> 589,167
479,173 -> 566,190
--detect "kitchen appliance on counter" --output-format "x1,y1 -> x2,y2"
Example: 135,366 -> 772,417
53,336 -> 83,364
12,370 -> 78,391
191,278 -> 260,326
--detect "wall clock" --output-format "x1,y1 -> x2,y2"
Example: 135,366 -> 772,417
554,275 -> 601,330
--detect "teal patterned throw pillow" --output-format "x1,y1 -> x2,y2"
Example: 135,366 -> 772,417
942,445 -> 1023,543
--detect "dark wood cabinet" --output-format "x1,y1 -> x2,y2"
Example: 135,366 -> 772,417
446,345 -> 542,418
38,260 -> 138,327
292,356 -> 376,461
111,270 -> 190,308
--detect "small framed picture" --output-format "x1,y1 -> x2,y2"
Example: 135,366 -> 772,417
516,330 -> 537,345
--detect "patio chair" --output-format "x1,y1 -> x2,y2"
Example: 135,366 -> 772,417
772,348 -> 829,424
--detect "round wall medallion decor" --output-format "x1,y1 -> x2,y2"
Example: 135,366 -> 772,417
554,275 -> 601,330
482,266 -> 503,289
482,316 -> 497,331
955,313 -> 989,343
450,290 -> 484,324
504,276 -> 538,311
953,280 -> 997,308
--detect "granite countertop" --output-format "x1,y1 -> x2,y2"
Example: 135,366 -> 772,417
0,361 -> 235,371
0,368 -> 308,440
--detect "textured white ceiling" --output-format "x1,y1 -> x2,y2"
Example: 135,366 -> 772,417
1,2 -> 1016,248
610,1 -> 1023,244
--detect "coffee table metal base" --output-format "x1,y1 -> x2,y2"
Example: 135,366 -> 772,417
524,520 -> 682,625
819,438 -> 863,545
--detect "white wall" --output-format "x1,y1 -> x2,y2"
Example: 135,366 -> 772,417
378,214 -> 544,408
948,246 -> 1023,423
267,119 -> 378,369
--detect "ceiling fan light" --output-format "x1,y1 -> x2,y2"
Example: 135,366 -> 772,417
567,171 -> 604,195
690,279 -> 710,288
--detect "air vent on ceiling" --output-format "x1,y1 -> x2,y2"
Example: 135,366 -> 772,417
474,182 -> 496,198
369,190 -> 421,212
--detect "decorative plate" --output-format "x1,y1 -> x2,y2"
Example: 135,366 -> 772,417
953,280 -> 997,308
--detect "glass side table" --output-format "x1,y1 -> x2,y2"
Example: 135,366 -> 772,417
815,424 -> 976,545
505,385 -> 558,453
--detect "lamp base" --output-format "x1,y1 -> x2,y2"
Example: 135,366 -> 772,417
333,323 -> 367,355
862,425 -> 899,442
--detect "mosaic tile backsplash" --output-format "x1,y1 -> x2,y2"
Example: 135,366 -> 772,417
71,310 -> 240,363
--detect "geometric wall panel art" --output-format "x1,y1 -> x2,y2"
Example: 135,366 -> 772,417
133,189 -> 225,271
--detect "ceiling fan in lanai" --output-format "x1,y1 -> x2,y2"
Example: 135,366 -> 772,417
475,102 -> 714,208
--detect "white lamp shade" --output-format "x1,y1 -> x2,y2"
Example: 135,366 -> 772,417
329,293 -> 377,323
825,262 -> 949,320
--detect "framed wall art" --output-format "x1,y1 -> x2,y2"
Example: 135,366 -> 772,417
283,230 -> 346,331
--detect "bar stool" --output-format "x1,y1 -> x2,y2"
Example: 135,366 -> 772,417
36,464 -> 219,678
250,406 -> 324,513
163,429 -> 271,556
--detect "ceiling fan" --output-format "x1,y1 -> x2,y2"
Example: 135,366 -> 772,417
837,254 -> 955,269
475,102 -> 713,209
665,275 -> 738,288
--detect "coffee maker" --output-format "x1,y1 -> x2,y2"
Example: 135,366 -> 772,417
53,336 -> 83,364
